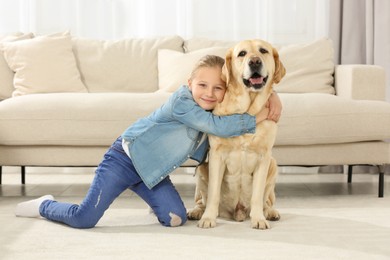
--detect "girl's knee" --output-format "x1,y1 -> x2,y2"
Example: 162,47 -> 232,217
67,211 -> 101,229
169,211 -> 187,227
69,217 -> 99,229
158,208 -> 187,227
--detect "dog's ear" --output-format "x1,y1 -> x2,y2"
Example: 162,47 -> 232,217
222,48 -> 233,85
272,47 -> 286,84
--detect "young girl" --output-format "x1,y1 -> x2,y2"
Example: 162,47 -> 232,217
15,55 -> 282,228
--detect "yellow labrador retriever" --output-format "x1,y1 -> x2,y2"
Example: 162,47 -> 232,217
187,39 -> 286,229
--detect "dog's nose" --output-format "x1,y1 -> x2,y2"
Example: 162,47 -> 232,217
249,57 -> 262,71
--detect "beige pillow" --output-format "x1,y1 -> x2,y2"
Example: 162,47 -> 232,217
2,34 -> 87,97
158,47 -> 228,92
0,33 -> 34,99
275,38 -> 335,94
72,36 -> 184,93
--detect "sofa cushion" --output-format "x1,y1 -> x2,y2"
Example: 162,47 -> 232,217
1,33 -> 87,97
183,37 -> 336,94
275,38 -> 335,94
158,47 -> 228,92
72,36 -> 184,93
0,92 -> 171,146
276,93 -> 390,145
1,92 -> 390,147
0,33 -> 34,99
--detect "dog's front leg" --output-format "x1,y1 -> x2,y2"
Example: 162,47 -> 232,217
187,163 -> 208,220
263,158 -> 280,221
250,155 -> 271,229
197,150 -> 225,228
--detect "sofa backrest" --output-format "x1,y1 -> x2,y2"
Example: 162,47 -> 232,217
72,36 -> 184,93
0,34 -> 335,98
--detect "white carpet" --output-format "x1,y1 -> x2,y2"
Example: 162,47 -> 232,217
2,196 -> 390,260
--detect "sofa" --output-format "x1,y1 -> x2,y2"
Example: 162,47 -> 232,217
1,32 -> 390,197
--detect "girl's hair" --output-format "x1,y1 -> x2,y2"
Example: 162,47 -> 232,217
189,55 -> 225,80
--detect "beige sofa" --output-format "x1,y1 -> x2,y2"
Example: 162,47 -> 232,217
1,33 -> 390,197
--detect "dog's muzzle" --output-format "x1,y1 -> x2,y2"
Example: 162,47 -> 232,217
243,72 -> 268,90
243,57 -> 268,90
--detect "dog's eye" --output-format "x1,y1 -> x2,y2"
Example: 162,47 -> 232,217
259,48 -> 268,54
238,51 -> 246,57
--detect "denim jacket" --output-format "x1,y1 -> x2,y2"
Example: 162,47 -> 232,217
121,85 -> 256,189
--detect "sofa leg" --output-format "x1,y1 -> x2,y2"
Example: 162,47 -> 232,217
378,165 -> 385,198
0,166 -> 2,185
21,166 -> 26,185
347,165 -> 353,183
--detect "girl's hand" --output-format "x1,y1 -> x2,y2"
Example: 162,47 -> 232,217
255,92 -> 282,124
266,92 -> 282,122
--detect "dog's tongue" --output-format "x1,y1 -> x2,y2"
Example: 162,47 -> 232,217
249,77 -> 263,85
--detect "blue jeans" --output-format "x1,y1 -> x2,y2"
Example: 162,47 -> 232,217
40,137 -> 187,228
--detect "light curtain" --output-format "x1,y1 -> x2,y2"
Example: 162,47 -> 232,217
329,0 -> 390,101
0,0 -> 328,45
325,0 -> 390,174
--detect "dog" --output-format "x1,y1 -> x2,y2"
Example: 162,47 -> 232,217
187,39 -> 286,229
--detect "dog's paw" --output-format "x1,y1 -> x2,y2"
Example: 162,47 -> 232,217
197,217 -> 217,228
187,207 -> 204,220
264,208 -> 280,221
251,218 -> 270,230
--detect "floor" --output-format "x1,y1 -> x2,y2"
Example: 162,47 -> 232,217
1,166 -> 390,259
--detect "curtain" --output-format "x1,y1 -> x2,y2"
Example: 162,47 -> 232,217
329,0 -> 390,101
0,0 -> 328,45
326,0 -> 390,174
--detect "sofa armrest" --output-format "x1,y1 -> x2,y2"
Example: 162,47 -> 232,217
335,64 -> 386,101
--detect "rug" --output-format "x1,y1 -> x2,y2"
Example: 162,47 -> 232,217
1,195 -> 390,260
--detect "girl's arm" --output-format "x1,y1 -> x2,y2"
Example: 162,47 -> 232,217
172,95 -> 256,138
266,92 -> 282,123
171,91 -> 282,138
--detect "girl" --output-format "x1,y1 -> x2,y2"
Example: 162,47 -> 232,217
15,55 -> 282,228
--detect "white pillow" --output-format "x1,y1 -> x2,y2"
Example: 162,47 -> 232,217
1,33 -> 87,97
158,47 -> 228,92
0,33 -> 34,99
275,38 -> 335,94
72,36 -> 184,93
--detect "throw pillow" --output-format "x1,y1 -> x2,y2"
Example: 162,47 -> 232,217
0,33 -> 34,99
1,33 -> 87,97
158,47 -> 228,92
72,36 -> 184,93
275,38 -> 335,94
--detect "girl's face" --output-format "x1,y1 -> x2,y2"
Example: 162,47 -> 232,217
188,66 -> 226,110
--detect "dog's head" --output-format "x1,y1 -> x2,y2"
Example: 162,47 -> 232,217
222,39 -> 286,92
